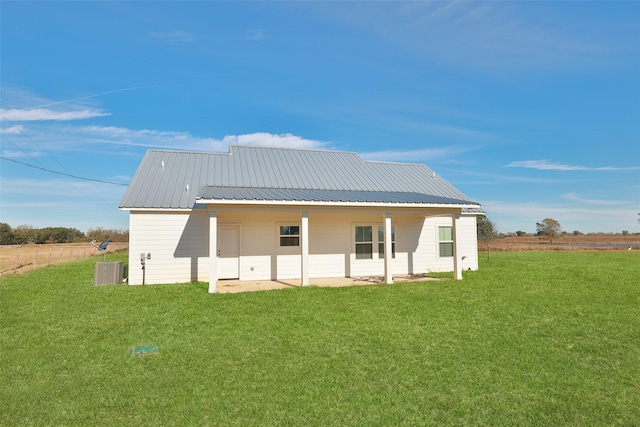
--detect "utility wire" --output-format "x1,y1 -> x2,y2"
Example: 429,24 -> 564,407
0,156 -> 128,186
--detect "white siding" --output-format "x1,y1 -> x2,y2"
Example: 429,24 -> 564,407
414,215 -> 479,274
127,207 -> 479,285
128,211 -> 209,285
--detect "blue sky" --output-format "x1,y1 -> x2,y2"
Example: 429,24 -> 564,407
1,1 -> 639,234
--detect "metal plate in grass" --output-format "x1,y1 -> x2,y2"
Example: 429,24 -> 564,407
129,344 -> 160,356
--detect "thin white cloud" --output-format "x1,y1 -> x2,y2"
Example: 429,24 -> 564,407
506,160 -> 587,171
0,177 -> 118,198
0,125 -> 24,134
0,149 -> 43,159
361,146 -> 467,162
506,160 -> 640,171
561,192 -> 629,206
455,169 -> 562,184
150,30 -> 195,43
0,108 -> 110,122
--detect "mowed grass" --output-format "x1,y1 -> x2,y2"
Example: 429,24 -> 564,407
1,251 -> 639,426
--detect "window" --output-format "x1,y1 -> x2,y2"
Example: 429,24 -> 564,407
279,225 -> 300,247
355,226 -> 373,259
439,226 -> 453,257
378,226 -> 396,259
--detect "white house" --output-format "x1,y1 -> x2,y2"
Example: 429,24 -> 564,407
119,145 -> 482,292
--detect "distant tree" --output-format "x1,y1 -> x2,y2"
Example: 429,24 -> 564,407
0,223 -> 15,245
87,227 -> 128,242
536,218 -> 562,243
13,225 -> 35,244
477,216 -> 498,261
572,230 -> 583,236
515,230 -> 527,237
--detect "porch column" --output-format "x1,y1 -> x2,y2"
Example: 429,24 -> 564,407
301,211 -> 309,286
208,209 -> 218,293
452,212 -> 462,280
384,213 -> 393,284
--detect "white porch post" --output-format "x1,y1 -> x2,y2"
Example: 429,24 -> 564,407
301,211 -> 309,286
452,212 -> 462,280
208,208 -> 218,293
384,212 -> 393,284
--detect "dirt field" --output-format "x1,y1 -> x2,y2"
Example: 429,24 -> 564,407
0,242 -> 129,277
487,234 -> 640,251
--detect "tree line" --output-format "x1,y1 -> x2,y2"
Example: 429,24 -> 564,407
0,223 -> 129,245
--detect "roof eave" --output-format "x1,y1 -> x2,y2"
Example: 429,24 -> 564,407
194,198 -> 480,209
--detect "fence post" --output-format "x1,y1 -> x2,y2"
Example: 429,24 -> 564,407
48,248 -> 52,265
34,251 -> 38,270
59,248 -> 63,262
14,251 -> 20,274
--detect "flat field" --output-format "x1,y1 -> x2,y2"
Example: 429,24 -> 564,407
489,234 -> 640,251
1,251 -> 639,426
0,242 -> 128,276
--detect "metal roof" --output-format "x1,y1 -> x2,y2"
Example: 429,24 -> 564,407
120,145 -> 480,209
198,186 -> 473,205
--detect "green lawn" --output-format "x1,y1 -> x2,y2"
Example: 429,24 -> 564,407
1,251 -> 639,426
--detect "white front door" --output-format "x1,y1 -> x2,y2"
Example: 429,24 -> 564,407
217,225 -> 239,279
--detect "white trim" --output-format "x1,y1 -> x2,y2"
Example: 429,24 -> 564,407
208,209 -> 218,293
120,207 -> 196,212
384,213 -> 393,284
452,213 -> 462,280
276,222 -> 301,249
301,212 -> 309,286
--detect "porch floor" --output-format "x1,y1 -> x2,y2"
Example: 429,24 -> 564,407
216,274 -> 440,294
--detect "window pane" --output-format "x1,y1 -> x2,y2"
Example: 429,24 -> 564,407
378,226 -> 396,241
280,226 -> 299,236
379,242 -> 396,259
439,226 -> 452,241
280,236 -> 300,247
356,243 -> 373,259
439,242 -> 453,257
355,226 -> 372,243
378,226 -> 395,259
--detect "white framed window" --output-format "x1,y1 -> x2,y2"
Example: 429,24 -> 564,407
438,226 -> 453,257
355,226 -> 373,259
279,225 -> 300,247
354,224 -> 396,260
378,225 -> 395,259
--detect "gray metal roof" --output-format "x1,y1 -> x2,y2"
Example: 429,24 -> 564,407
198,187 -> 472,205
120,145 -> 480,209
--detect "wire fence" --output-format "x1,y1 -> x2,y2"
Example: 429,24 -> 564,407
0,243 -> 129,276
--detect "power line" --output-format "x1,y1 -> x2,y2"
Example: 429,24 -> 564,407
0,156 -> 128,186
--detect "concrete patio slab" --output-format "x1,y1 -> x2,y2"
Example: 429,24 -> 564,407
216,274 -> 440,294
